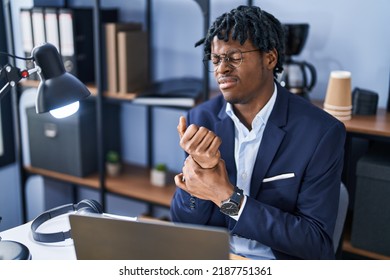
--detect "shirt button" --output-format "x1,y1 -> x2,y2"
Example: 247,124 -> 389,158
241,172 -> 247,180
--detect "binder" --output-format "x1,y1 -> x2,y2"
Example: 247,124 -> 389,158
58,8 -> 77,77
104,22 -> 142,93
30,7 -> 46,80
43,8 -> 60,53
31,8 -> 46,46
19,8 -> 35,79
58,8 -> 118,83
117,31 -> 149,94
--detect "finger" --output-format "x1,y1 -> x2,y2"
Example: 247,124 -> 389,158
207,135 -> 222,154
195,130 -> 215,151
185,126 -> 209,147
198,130 -> 221,153
177,116 -> 187,138
174,173 -> 186,188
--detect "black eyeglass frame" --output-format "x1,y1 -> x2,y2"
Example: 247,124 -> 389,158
203,48 -> 261,72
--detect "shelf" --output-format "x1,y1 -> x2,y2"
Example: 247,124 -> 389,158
342,239 -> 390,260
20,80 -> 140,101
340,214 -> 390,260
25,164 -> 176,208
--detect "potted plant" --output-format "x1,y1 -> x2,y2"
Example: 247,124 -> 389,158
106,150 -> 121,176
151,163 -> 167,187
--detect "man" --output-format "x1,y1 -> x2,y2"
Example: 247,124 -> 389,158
170,5 -> 346,259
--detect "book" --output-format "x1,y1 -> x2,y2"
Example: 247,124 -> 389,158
31,8 -> 46,46
44,8 -> 60,52
117,30 -> 149,94
132,77 -> 203,108
58,9 -> 81,81
58,8 -> 118,83
104,22 -> 142,94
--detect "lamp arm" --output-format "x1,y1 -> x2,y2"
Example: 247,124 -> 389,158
0,64 -> 35,101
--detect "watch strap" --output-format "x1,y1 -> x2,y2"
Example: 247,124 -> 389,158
230,186 -> 243,205
220,186 -> 243,207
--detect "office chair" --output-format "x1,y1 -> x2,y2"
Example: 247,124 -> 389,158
333,182 -> 349,257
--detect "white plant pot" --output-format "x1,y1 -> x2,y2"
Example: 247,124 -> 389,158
151,169 -> 167,187
106,162 -> 121,177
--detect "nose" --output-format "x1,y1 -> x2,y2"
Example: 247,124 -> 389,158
216,57 -> 232,74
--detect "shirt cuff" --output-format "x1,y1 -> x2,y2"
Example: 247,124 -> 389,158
230,195 -> 247,221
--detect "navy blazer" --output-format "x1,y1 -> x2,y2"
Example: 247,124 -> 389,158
170,84 -> 346,259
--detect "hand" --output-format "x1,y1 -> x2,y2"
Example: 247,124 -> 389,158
174,156 -> 234,206
177,116 -> 221,169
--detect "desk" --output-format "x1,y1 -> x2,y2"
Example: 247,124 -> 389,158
342,108 -> 390,139
337,107 -> 390,191
312,100 -> 390,139
0,214 -> 76,260
313,100 -> 390,260
1,214 -> 245,260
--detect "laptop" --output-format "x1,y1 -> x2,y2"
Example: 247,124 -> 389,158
69,214 -> 230,260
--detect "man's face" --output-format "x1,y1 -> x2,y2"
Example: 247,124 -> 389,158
210,36 -> 275,105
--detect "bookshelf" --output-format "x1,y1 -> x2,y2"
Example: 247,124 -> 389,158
9,0 -> 211,222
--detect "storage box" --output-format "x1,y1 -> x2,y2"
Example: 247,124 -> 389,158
27,101 -> 97,177
352,87 -> 378,115
351,143 -> 390,256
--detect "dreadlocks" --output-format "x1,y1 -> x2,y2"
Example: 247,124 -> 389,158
195,5 -> 285,77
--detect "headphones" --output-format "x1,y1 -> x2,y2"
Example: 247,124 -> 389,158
31,199 -> 103,243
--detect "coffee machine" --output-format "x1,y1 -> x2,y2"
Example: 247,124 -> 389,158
278,23 -> 317,99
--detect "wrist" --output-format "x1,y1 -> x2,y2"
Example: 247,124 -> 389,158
219,186 -> 244,216
192,156 -> 219,169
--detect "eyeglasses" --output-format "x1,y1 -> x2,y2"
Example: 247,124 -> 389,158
203,48 -> 261,72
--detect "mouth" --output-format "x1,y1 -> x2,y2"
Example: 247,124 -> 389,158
218,76 -> 238,90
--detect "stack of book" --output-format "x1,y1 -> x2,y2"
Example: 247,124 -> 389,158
104,22 -> 149,95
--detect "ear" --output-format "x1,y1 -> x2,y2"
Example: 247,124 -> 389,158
264,49 -> 278,70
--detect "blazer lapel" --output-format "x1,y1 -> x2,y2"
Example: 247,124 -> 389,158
216,114 -> 237,185
250,85 -> 289,198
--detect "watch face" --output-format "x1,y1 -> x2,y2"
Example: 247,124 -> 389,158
220,201 -> 239,216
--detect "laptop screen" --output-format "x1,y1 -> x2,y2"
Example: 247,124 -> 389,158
69,214 -> 230,260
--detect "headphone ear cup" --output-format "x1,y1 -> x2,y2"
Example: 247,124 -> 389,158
76,199 -> 103,215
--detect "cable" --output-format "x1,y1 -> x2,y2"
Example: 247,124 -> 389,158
0,51 -> 34,61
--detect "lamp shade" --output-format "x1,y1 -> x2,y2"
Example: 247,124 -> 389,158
32,43 -> 91,114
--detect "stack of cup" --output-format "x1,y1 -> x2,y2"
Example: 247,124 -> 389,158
323,71 -> 352,121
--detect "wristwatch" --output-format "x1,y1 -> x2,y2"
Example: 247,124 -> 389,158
220,187 -> 243,216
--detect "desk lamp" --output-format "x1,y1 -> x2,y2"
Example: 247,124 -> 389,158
0,42 -> 91,118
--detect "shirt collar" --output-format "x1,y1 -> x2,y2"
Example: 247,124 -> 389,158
225,83 -> 277,130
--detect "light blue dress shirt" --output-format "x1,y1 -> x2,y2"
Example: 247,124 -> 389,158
224,84 -> 277,260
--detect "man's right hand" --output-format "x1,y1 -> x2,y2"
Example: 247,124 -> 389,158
177,116 -> 221,169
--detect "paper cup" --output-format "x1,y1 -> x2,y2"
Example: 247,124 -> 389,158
332,114 -> 352,121
323,108 -> 352,117
324,71 -> 352,108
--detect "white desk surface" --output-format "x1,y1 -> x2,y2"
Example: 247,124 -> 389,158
1,214 -> 77,260
1,212 -> 138,260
